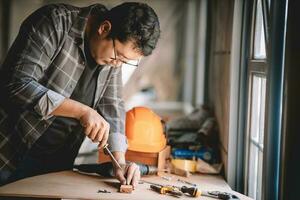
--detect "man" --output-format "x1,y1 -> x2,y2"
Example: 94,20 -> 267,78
0,2 -> 160,187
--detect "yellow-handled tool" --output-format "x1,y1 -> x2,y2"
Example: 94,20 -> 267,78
180,186 -> 201,197
150,184 -> 182,197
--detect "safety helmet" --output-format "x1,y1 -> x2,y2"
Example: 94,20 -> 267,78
126,107 -> 166,153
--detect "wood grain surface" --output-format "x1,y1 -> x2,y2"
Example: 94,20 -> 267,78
0,171 -> 253,200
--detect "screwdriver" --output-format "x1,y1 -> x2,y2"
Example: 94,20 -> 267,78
201,191 -> 240,200
180,186 -> 201,197
144,180 -> 201,198
102,144 -> 122,170
103,144 -> 128,184
150,184 -> 183,197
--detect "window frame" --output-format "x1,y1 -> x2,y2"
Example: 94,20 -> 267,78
229,0 -> 287,199
243,0 -> 270,199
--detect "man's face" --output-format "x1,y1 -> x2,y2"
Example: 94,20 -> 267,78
88,21 -> 143,67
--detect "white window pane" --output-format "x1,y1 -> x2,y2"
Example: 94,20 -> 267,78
248,143 -> 259,199
254,0 -> 266,59
256,150 -> 264,200
250,76 -> 260,142
250,75 -> 266,145
248,74 -> 266,199
259,77 -> 266,146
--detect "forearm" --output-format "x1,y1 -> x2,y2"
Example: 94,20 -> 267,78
50,98 -> 90,120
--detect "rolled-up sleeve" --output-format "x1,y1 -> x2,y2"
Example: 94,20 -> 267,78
97,67 -> 128,153
1,5 -> 66,120
33,90 -> 65,119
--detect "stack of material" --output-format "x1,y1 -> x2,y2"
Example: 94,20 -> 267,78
165,106 -> 222,175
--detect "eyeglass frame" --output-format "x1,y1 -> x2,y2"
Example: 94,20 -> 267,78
111,39 -> 140,67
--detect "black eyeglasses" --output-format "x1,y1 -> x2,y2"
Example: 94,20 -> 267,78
111,40 -> 140,67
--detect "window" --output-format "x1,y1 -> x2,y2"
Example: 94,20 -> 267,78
247,74 -> 266,199
244,0 -> 269,199
253,0 -> 266,59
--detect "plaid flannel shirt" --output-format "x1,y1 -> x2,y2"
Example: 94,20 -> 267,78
0,3 -> 127,177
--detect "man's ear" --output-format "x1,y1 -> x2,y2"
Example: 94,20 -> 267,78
98,20 -> 112,38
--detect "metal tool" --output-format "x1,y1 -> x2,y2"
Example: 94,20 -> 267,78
177,178 -> 197,187
103,144 -> 122,170
97,189 -> 111,193
139,180 -> 163,186
202,191 -> 240,200
150,184 -> 182,198
141,180 -> 201,198
179,186 -> 201,197
160,175 -> 172,181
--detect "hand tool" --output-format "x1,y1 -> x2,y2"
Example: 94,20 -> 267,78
74,162 -> 159,177
139,180 -> 163,186
97,189 -> 111,193
177,178 -> 197,187
179,186 -> 201,197
141,179 -> 239,199
103,144 -> 122,170
179,186 -> 239,199
201,191 -> 240,200
150,184 -> 182,197
141,180 -> 201,198
160,175 -> 172,181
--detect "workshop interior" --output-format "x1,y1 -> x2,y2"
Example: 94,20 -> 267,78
0,0 -> 299,200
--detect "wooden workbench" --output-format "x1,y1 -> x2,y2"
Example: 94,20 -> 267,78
0,171 -> 252,200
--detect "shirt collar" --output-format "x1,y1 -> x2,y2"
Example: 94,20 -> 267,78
69,4 -> 108,50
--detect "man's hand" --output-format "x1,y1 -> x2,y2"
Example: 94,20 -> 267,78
78,107 -> 110,149
115,162 -> 141,189
113,152 -> 141,189
50,99 -> 109,149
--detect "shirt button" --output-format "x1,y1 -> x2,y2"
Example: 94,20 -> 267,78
43,123 -> 47,128
69,84 -> 73,88
80,60 -> 85,65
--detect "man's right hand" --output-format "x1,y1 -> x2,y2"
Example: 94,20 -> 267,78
51,98 -> 110,148
78,107 -> 110,149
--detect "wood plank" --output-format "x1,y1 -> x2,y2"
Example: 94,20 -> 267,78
119,185 -> 133,193
99,146 -> 171,171
0,171 -> 253,200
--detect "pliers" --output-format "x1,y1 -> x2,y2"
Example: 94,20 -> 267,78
202,191 -> 240,200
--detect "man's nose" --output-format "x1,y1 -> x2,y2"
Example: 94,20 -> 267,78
111,59 -> 122,67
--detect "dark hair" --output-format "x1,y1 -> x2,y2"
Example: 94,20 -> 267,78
103,2 -> 160,56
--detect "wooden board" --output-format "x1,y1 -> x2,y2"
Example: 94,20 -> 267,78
119,185 -> 133,193
0,171 -> 253,200
99,146 -> 171,171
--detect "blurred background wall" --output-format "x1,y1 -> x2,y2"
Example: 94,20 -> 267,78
0,0 -> 190,109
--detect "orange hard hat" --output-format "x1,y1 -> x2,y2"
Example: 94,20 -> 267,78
126,107 -> 166,153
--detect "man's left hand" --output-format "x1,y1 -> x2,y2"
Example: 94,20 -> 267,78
114,162 -> 140,189
112,152 -> 141,189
